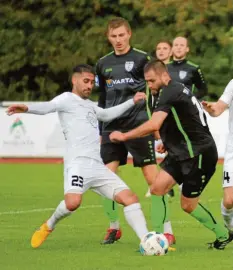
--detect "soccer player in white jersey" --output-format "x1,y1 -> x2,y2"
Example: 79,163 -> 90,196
202,79 -> 233,236
6,64 -> 149,249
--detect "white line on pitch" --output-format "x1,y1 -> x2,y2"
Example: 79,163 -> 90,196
0,198 -> 219,216
0,205 -> 103,215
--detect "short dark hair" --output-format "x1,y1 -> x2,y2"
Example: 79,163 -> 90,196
144,59 -> 168,74
156,40 -> 172,48
106,17 -> 131,35
73,64 -> 95,75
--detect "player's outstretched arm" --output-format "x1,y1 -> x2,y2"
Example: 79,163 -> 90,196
6,104 -> 28,115
110,111 -> 167,143
202,100 -> 228,117
110,119 -> 156,143
7,102 -> 57,116
95,92 -> 146,122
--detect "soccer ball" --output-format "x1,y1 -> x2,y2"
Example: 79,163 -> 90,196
139,231 -> 169,256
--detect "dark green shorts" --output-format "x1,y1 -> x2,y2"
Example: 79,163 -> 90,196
160,144 -> 218,198
101,134 -> 156,167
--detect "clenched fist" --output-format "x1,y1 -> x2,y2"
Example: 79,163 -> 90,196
133,92 -> 147,104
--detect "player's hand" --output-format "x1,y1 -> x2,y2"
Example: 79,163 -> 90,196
110,131 -> 126,143
156,142 -> 166,154
6,104 -> 28,115
133,92 -> 146,104
201,101 -> 214,113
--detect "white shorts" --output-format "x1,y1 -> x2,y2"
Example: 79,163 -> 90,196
223,139 -> 233,188
64,157 -> 129,200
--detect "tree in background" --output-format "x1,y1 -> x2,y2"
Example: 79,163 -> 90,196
0,0 -> 233,101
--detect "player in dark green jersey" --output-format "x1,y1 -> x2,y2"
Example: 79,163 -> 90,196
146,40 -> 175,199
96,17 -> 175,246
110,59 -> 233,250
167,37 -> 207,100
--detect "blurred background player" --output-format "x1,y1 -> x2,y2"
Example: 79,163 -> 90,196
155,40 -> 172,64
202,79 -> 233,237
96,17 -> 175,245
167,36 -> 207,100
7,65 -> 150,249
110,60 -> 233,250
148,40 -> 173,112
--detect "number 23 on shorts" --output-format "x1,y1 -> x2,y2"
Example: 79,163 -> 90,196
71,175 -> 84,187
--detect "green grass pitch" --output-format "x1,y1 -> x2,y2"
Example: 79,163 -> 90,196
0,163 -> 232,270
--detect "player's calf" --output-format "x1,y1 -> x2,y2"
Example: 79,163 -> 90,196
114,189 -> 149,241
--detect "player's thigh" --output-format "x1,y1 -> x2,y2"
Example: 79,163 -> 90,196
141,164 -> 159,186
100,141 -> 128,166
181,145 -> 218,198
125,135 -> 156,167
91,164 -> 130,201
105,161 -> 120,173
64,160 -> 91,195
150,156 -> 178,195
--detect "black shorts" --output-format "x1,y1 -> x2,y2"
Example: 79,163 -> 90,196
160,144 -> 218,198
101,134 -> 156,167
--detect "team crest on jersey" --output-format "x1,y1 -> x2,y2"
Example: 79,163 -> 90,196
179,71 -> 187,80
125,61 -> 134,72
86,111 -> 98,128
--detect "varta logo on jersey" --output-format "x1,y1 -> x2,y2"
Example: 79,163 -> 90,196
106,78 -> 134,87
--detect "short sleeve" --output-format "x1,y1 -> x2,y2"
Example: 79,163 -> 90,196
220,79 -> 233,106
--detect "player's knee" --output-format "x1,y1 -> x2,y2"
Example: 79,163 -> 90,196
181,200 -> 196,213
114,189 -> 139,206
150,186 -> 166,196
65,195 -> 82,211
223,196 -> 233,209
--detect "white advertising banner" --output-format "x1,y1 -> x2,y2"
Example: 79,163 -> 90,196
0,106 -> 229,158
0,108 -> 65,157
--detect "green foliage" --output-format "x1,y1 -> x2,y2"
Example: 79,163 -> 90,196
0,0 -> 233,100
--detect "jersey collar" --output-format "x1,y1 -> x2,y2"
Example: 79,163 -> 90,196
172,59 -> 187,65
114,47 -> 133,57
71,92 -> 85,101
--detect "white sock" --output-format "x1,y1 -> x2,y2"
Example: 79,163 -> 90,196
163,221 -> 173,235
110,221 -> 120,230
221,200 -> 233,232
145,188 -> 151,198
47,200 -> 72,230
179,184 -> 183,191
124,203 -> 148,240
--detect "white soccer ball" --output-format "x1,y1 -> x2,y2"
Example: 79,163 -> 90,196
139,231 -> 169,256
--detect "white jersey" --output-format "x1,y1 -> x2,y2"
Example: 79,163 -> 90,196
220,80 -> 233,187
220,79 -> 233,134
27,92 -> 134,164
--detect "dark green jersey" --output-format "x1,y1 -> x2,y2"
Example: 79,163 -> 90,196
96,47 -> 151,135
167,59 -> 207,99
153,80 -> 215,161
